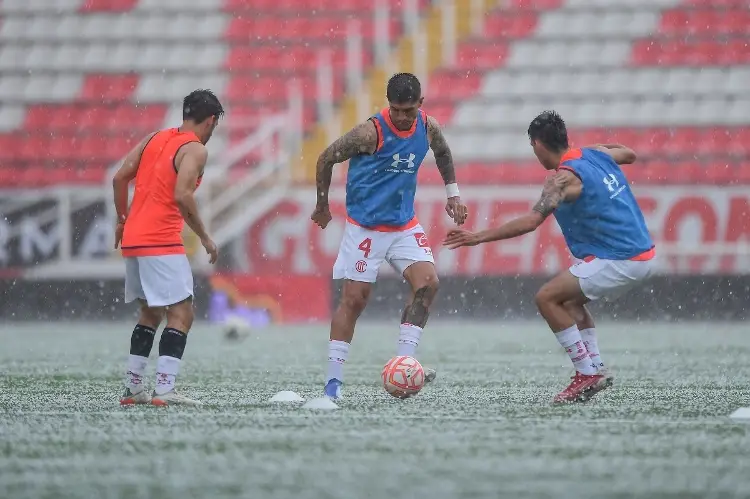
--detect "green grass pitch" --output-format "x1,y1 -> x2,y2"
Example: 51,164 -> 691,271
1,321 -> 749,499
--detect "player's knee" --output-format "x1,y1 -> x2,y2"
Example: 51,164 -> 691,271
534,287 -> 555,310
411,272 -> 439,296
165,297 -> 194,333
340,286 -> 370,315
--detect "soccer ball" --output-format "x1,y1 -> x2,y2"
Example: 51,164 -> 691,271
223,315 -> 251,341
381,356 -> 425,399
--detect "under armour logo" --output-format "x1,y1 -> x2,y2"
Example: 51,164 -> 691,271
392,153 -> 416,169
603,174 -> 619,192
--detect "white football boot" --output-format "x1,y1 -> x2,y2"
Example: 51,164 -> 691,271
151,390 -> 202,406
120,387 -> 151,406
424,367 -> 437,384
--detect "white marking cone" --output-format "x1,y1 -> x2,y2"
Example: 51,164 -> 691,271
301,397 -> 339,410
729,407 -> 750,421
269,391 -> 304,403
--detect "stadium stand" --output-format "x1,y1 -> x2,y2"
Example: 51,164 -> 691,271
429,0 -> 750,185
0,0 -> 427,187
0,0 -> 747,187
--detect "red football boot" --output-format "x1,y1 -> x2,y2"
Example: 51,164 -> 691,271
553,371 -> 608,405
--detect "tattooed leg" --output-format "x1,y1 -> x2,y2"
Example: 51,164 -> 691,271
401,287 -> 437,328
397,263 -> 440,358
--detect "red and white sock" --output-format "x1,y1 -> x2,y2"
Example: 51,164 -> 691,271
554,325 -> 597,375
155,356 -> 180,395
397,323 -> 422,357
580,328 -> 604,371
125,354 -> 148,392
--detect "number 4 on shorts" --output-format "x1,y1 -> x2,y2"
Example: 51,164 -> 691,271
358,238 -> 372,258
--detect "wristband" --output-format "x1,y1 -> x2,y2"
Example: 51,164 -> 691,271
445,183 -> 460,198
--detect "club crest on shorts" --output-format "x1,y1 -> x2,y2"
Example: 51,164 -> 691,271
414,232 -> 429,248
355,260 -> 367,273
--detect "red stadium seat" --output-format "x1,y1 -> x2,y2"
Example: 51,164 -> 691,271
428,71 -> 482,102
80,74 -> 139,102
455,42 -> 509,71
223,0 -> 427,13
483,11 -> 538,38
80,0 -> 138,12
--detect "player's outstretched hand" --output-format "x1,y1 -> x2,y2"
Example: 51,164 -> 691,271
443,228 -> 481,249
201,237 -> 218,264
446,197 -> 468,226
311,204 -> 332,229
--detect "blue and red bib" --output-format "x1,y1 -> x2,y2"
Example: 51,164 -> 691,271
345,109 -> 429,230
553,148 -> 654,260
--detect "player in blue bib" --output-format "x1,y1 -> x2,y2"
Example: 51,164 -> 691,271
444,110 -> 656,405
311,73 -> 468,401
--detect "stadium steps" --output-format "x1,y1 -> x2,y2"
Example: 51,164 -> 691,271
294,0 -> 498,183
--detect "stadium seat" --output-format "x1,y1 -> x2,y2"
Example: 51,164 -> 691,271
432,0 -> 750,184
0,0 -> 434,187
1,0 -> 748,187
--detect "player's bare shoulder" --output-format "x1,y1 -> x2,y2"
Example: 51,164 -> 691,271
175,141 -> 208,172
533,170 -> 581,217
425,115 -> 446,147
320,121 -> 378,165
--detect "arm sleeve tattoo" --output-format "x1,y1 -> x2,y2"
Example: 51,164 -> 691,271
315,121 -> 378,205
532,171 -> 573,218
426,116 -> 456,185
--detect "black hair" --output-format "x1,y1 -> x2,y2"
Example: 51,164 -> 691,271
527,110 -> 569,153
183,89 -> 224,123
386,73 -> 421,104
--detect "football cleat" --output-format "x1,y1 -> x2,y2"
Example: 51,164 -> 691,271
120,387 -> 151,406
424,367 -> 437,384
324,378 -> 343,400
553,372 -> 608,405
151,390 -> 202,406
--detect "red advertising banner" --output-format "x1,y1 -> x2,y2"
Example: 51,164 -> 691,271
245,187 -> 750,276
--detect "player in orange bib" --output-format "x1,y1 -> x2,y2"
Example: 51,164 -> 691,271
112,89 -> 223,407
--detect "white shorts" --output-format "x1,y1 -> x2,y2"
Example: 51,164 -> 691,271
333,221 -> 435,283
124,254 -> 194,307
569,257 -> 656,302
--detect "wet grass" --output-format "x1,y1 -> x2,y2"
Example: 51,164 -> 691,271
1,321 -> 748,499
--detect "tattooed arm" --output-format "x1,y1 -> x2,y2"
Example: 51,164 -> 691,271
427,115 -> 467,225
426,115 -> 455,184
315,121 -> 377,206
443,170 -> 581,248
311,121 -> 377,229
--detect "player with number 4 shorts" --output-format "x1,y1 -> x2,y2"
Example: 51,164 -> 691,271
444,111 -> 656,405
311,73 -> 468,400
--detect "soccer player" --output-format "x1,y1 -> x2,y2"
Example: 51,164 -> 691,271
113,89 -> 223,406
443,110 -> 655,404
311,73 -> 468,400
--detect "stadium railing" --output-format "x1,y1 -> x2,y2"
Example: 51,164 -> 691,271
5,86 -> 302,280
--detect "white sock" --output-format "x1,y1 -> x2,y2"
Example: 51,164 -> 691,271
554,325 -> 597,375
155,356 -> 181,395
125,354 -> 148,392
326,340 -> 350,383
397,323 -> 423,356
580,328 -> 604,371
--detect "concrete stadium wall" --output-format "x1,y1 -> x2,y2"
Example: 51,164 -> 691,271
334,276 -> 750,322
0,276 -> 747,322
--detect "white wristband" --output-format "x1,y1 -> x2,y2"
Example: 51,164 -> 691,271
445,183 -> 460,198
